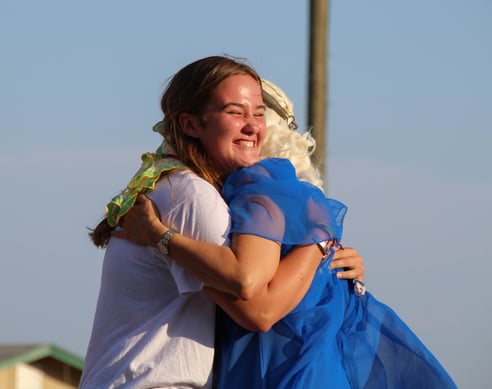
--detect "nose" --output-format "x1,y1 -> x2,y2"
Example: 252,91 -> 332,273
242,114 -> 263,135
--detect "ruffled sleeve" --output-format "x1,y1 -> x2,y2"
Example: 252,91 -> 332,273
221,158 -> 347,246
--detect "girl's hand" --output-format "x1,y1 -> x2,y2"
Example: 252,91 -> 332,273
112,195 -> 167,246
330,246 -> 364,281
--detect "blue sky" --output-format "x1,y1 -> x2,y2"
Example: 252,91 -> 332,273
1,1 -> 491,387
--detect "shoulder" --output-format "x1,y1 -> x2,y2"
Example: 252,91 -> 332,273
151,169 -> 223,202
148,169 -> 230,243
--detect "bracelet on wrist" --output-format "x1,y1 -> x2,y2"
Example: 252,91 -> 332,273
156,228 -> 177,255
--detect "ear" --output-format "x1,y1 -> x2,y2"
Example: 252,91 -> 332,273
179,113 -> 201,138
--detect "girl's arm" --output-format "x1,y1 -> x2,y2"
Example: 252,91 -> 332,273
115,195 -> 281,300
164,232 -> 281,301
116,194 -> 365,325
206,245 -> 364,332
116,194 -> 365,281
205,243 -> 323,332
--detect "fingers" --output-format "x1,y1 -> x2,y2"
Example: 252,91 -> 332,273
335,268 -> 364,281
118,212 -> 136,230
110,195 -> 165,246
330,246 -> 365,281
136,194 -> 162,221
330,256 -> 363,270
135,194 -> 152,207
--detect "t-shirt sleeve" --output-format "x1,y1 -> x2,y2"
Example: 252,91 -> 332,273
148,171 -> 230,294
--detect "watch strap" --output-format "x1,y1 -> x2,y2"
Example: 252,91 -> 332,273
156,228 -> 177,255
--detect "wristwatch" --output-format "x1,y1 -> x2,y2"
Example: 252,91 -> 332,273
156,229 -> 177,255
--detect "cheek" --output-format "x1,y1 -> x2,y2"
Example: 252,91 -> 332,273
200,135 -> 230,160
258,126 -> 267,145
198,117 -> 237,155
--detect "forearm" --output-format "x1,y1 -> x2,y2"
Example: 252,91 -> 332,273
116,195 -> 279,299
205,244 -> 321,332
163,232 -> 279,300
167,233 -> 251,299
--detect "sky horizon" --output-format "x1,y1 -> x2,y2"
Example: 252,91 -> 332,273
1,1 -> 491,387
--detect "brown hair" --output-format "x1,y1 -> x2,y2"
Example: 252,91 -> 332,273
159,55 -> 261,188
90,55 -> 262,248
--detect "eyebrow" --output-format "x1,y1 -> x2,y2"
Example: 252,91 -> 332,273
222,102 -> 266,111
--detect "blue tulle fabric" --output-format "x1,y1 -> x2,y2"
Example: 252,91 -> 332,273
222,158 -> 346,257
215,158 -> 456,389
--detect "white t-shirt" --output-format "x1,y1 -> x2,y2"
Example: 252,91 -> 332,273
80,170 -> 230,389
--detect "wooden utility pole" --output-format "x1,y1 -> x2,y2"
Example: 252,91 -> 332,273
308,0 -> 329,185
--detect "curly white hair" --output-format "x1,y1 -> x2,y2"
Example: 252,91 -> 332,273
261,79 -> 324,191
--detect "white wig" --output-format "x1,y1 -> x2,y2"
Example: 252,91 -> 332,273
261,79 -> 324,191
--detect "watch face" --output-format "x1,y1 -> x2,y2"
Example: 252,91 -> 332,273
157,240 -> 168,255
157,241 -> 167,254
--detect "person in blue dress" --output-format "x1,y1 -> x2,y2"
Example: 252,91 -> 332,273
213,156 -> 456,388
115,72 -> 456,387
85,56 -> 366,388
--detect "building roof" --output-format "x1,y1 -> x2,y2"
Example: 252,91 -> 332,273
0,343 -> 84,371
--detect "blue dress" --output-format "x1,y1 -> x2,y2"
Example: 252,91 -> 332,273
215,158 -> 456,389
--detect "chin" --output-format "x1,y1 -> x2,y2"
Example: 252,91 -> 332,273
247,154 -> 261,164
227,157 -> 260,172
242,159 -> 260,168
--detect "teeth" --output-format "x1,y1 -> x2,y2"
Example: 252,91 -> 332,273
238,141 -> 254,148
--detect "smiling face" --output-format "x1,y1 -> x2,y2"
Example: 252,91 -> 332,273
180,74 -> 266,176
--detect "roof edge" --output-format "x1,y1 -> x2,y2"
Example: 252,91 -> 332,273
0,344 -> 84,371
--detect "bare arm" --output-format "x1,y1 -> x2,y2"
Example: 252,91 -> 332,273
115,194 -> 365,283
115,195 -> 280,300
205,244 -> 364,332
116,195 -> 366,328
165,232 -> 281,300
205,243 -> 323,332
